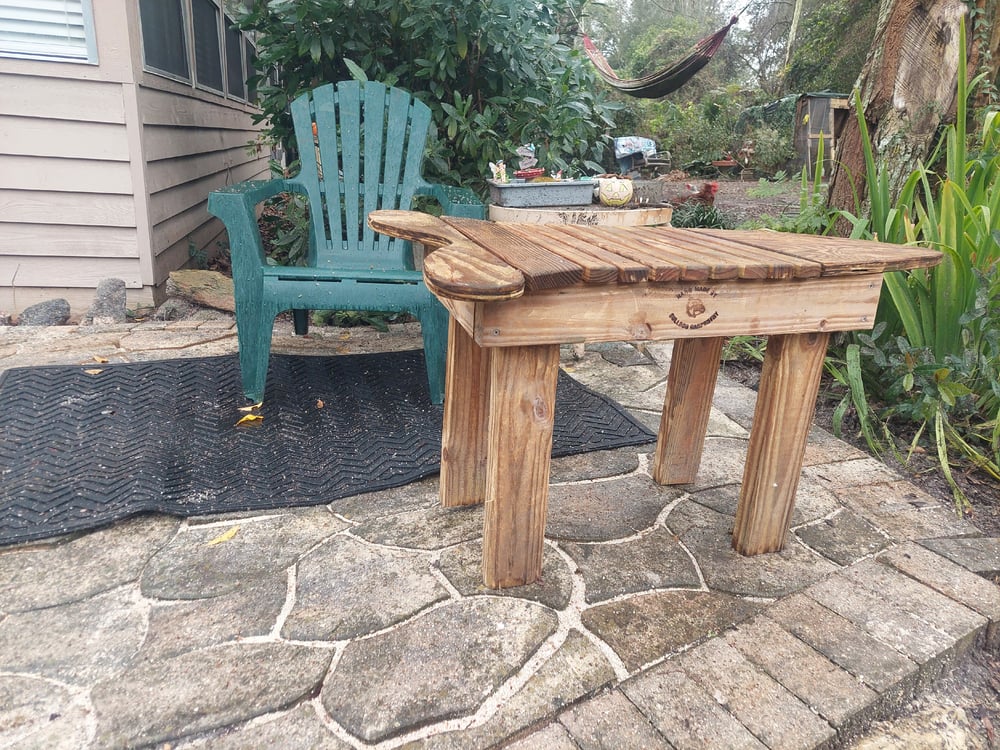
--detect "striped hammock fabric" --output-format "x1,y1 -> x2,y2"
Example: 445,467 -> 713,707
583,16 -> 738,99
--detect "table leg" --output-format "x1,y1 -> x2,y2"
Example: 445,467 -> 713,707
652,336 -> 725,485
482,344 -> 560,588
733,331 -> 829,555
440,317 -> 490,508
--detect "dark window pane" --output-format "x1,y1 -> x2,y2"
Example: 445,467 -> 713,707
139,0 -> 188,79
224,17 -> 245,99
192,0 -> 223,91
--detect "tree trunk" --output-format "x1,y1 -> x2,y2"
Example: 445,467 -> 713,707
827,0 -> 987,223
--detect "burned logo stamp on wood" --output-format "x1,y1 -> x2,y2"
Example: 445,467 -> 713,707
669,286 -> 719,330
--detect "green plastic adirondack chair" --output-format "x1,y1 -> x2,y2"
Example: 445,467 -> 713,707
208,80 -> 484,404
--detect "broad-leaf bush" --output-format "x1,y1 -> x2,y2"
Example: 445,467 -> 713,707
235,0 -> 619,192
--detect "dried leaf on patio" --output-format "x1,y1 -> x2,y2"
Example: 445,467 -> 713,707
206,526 -> 239,546
235,413 -> 263,426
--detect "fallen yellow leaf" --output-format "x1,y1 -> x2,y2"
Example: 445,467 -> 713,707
83,368 -> 104,375
93,355 -> 109,363
237,402 -> 263,412
207,526 -> 239,545
235,413 -> 263,426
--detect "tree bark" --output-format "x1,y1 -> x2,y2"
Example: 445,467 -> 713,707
827,0 -> 983,223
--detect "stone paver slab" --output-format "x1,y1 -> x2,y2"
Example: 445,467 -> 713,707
726,614 -> 879,729
802,425 -> 867,466
767,593 -> 918,694
841,558 -> 986,641
91,642 -> 332,749
182,703 -> 350,749
284,535 -> 449,640
545,475 -> 681,542
141,576 -> 288,659
921,536 -> 1000,577
558,689 -> 672,749
548,447 -> 641,484
560,354 -> 666,411
504,722 -> 580,750
416,630 -> 616,750
581,590 -> 762,673
561,526 -> 700,604
437,540 -> 572,610
794,508 -> 893,566
830,481 -> 978,540
879,542 -> 1000,649
682,437 -> 747,491
141,509 -> 345,599
667,501 -> 837,598
692,476 -> 840,528
332,476 -> 439,520
0,586 -> 146,684
350,502 -> 484,550
623,664 -> 767,749
679,638 -> 835,749
0,675 -> 91,749
805,574 -> 955,665
321,598 -> 558,743
0,516 -> 178,612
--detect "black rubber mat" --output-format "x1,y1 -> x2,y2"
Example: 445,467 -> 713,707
0,351 -> 655,545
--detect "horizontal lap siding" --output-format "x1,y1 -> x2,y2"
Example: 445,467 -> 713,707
0,73 -> 143,289
139,86 -> 268,285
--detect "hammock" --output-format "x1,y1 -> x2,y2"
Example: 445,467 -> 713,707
583,16 -> 739,99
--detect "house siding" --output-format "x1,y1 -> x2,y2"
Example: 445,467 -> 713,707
0,0 -> 268,316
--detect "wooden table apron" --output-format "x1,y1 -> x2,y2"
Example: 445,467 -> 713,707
367,210 -> 942,589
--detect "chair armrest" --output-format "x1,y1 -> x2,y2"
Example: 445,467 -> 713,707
415,182 -> 486,219
208,179 -> 298,272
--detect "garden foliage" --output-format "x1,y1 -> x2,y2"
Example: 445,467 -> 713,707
832,26 -> 1000,504
234,0 -> 618,191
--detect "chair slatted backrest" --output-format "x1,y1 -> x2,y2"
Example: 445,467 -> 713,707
288,81 -> 432,271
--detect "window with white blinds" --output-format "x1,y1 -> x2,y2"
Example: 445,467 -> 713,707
0,0 -> 96,63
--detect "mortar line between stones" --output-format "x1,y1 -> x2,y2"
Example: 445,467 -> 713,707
341,527 -> 446,556
429,550 -> 465,600
309,694 -> 370,749
268,566 -> 299,640
550,454 -> 651,488
550,541 -> 631,682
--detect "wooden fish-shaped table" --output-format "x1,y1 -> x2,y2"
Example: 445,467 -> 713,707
369,210 -> 941,589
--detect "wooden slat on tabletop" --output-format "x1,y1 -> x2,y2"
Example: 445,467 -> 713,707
652,228 -> 821,280
504,224 -> 624,284
693,229 -> 942,275
443,216 -> 584,291
555,225 -> 684,282
597,226 -> 725,281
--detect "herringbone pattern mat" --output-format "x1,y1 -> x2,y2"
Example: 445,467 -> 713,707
0,351 -> 654,545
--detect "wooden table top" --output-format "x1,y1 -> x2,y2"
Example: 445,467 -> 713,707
368,210 -> 942,302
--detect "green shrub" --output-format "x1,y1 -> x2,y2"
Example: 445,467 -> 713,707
669,202 -> 733,229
